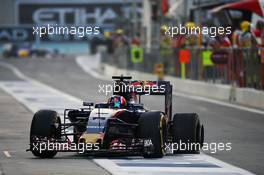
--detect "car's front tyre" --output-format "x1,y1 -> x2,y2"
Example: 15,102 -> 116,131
30,110 -> 61,158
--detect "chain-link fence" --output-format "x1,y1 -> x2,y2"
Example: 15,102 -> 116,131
101,46 -> 264,90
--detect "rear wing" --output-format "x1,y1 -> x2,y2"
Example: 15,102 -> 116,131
112,77 -> 172,120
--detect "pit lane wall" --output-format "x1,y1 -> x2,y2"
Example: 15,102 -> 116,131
102,63 -> 264,110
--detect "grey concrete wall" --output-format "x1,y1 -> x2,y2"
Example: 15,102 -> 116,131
103,63 -> 264,110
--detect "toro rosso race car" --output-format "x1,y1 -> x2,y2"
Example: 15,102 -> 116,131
28,75 -> 204,158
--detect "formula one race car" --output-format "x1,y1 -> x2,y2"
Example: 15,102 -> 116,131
28,75 -> 204,158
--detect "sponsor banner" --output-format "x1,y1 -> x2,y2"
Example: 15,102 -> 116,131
17,0 -> 142,28
0,26 -> 34,43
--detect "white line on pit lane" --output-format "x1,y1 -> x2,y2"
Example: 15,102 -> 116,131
0,62 -> 82,141
3,151 -> 11,158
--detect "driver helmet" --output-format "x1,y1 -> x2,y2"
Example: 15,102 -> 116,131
108,95 -> 127,109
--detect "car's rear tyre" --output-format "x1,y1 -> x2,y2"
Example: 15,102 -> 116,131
30,110 -> 61,158
138,112 -> 166,158
172,113 -> 204,154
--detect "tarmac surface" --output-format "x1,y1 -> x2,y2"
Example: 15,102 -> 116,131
0,56 -> 263,174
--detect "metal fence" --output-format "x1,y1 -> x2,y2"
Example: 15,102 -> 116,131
101,46 -> 264,90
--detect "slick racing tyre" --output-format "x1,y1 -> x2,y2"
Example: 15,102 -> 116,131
172,113 -> 204,154
30,110 -> 61,158
138,112 -> 166,158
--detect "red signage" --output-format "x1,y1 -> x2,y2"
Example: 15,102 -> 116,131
179,49 -> 190,64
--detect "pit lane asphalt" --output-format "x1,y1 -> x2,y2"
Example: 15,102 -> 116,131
0,56 -> 263,175
0,87 -> 110,175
